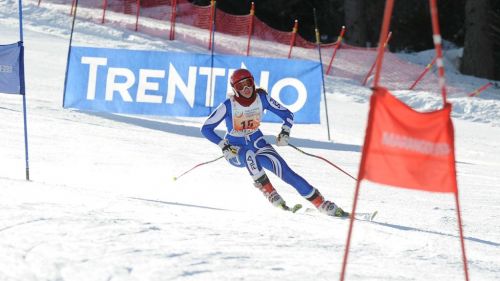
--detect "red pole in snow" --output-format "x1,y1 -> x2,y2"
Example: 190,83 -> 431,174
467,82 -> 493,97
135,0 -> 140,32
101,0 -> 108,24
169,0 -> 178,40
246,2 -> 255,56
408,56 -> 437,90
287,20 -> 298,59
454,191 -> 470,281
429,0 -> 448,104
326,25 -> 346,75
362,31 -> 392,86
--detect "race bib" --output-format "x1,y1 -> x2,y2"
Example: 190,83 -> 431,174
231,98 -> 262,135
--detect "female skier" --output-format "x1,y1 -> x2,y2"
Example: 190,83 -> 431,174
201,69 -> 346,217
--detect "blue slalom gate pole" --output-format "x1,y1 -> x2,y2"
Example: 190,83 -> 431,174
208,0 -> 217,115
62,0 -> 78,107
18,0 -> 30,180
313,8 -> 331,141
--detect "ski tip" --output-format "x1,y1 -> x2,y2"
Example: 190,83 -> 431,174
370,211 -> 378,221
291,204 -> 303,213
279,203 -> 302,213
172,176 -> 177,181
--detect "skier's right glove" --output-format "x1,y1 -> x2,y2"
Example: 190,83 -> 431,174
219,139 -> 240,161
276,125 -> 290,146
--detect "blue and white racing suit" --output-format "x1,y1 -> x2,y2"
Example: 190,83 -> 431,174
201,89 -> 317,198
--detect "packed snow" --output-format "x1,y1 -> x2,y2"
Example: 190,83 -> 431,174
1,0 -> 499,280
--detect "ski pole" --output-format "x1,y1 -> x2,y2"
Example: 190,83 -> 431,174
173,155 -> 223,181
288,143 -> 357,181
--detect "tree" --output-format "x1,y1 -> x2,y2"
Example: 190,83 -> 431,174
461,0 -> 496,79
490,1 -> 500,79
344,0 -> 368,46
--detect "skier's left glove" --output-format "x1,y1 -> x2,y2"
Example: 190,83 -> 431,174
219,139 -> 240,161
276,125 -> 290,146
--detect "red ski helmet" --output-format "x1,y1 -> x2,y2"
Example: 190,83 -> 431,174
230,69 -> 255,96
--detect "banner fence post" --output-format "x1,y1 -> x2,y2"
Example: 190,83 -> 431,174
246,2 -> 255,56
287,20 -> 298,59
135,0 -> 140,32
467,82 -> 493,97
70,0 -> 76,16
326,26 -> 345,75
363,31 -> 392,87
101,0 -> 107,24
208,0 -> 215,50
408,56 -> 436,90
169,0 -> 177,40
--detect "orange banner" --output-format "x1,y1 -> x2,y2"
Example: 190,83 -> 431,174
360,87 -> 457,193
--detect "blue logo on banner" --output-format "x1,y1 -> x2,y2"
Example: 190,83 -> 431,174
64,47 -> 322,123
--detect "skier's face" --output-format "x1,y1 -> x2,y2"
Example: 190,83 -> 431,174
234,78 -> 254,98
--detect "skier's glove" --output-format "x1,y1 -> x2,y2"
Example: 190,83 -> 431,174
219,139 -> 240,161
276,125 -> 290,146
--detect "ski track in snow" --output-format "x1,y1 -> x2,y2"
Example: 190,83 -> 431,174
1,0 -> 499,280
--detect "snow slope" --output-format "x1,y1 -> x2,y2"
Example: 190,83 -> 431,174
1,0 -> 499,280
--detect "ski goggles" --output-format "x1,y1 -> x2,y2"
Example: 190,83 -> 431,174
233,78 -> 254,92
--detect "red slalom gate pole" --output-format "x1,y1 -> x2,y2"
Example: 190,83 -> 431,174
134,0 -> 140,31
287,20 -> 298,59
341,2 -> 395,281
409,56 -> 437,90
467,82 -> 493,97
362,31 -> 392,86
169,0 -> 177,40
326,26 -> 346,75
101,0 -> 108,24
454,191 -> 470,281
246,2 -> 255,56
429,0 -> 447,103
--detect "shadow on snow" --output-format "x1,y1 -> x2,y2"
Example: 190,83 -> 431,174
83,111 -> 361,153
369,220 -> 499,247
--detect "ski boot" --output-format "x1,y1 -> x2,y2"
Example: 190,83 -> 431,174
254,174 -> 286,208
318,200 -> 347,217
307,189 -> 347,217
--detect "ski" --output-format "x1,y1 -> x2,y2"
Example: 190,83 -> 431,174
281,203 -> 303,213
304,208 -> 378,221
349,210 -> 378,221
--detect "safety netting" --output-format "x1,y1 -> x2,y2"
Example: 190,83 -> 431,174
38,0 -> 449,94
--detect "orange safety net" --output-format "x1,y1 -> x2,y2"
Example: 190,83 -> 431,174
215,9 -> 250,37
39,0 -> 450,94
